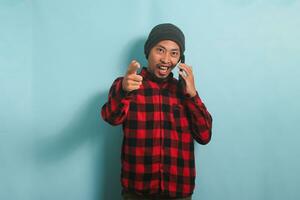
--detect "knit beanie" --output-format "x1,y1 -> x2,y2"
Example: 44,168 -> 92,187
144,23 -> 185,62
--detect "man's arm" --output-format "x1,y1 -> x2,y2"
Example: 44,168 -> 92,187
101,60 -> 142,125
178,63 -> 212,144
101,77 -> 131,125
185,94 -> 213,144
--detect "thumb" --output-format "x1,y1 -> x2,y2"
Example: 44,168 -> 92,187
126,60 -> 140,75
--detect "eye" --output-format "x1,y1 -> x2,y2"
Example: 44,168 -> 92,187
171,51 -> 179,57
156,47 -> 164,54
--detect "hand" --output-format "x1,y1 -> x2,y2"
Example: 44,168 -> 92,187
122,60 -> 143,92
178,63 -> 197,97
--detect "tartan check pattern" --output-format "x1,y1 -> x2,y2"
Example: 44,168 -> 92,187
101,67 -> 212,198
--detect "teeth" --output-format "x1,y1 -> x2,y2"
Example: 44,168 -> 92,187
159,66 -> 168,70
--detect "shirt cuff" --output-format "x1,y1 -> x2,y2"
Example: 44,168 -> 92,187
185,91 -> 203,106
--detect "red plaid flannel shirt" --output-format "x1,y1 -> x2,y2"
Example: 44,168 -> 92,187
101,67 -> 212,198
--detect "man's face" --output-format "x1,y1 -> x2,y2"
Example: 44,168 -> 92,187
147,40 -> 181,79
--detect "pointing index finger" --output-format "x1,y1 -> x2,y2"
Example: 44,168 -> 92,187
127,60 -> 141,75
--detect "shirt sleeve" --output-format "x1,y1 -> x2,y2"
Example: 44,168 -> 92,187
184,92 -> 213,145
101,77 -> 132,125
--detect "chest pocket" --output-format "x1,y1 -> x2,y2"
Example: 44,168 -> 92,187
172,104 -> 186,133
173,104 -> 193,136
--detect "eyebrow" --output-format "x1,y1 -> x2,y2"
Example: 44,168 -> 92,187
156,44 -> 179,52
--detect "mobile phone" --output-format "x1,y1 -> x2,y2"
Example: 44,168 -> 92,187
175,60 -> 188,78
175,59 -> 186,88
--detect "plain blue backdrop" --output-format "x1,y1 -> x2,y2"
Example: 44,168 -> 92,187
1,0 -> 300,199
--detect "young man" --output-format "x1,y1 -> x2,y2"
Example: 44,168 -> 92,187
101,23 -> 212,200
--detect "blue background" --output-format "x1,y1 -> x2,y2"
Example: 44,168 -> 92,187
1,0 -> 300,199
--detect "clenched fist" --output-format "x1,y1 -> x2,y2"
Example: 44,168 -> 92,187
122,60 -> 143,92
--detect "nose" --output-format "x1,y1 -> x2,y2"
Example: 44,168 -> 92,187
160,52 -> 171,64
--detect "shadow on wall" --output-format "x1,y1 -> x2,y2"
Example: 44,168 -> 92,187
119,36 -> 147,73
34,92 -> 122,200
33,38 -> 147,200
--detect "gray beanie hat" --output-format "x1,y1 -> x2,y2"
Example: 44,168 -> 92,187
144,23 -> 185,62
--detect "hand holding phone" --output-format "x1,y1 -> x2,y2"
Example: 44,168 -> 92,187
176,60 -> 197,97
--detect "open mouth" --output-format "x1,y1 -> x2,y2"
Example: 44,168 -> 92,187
157,65 -> 171,76
159,65 -> 169,71
158,66 -> 169,76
